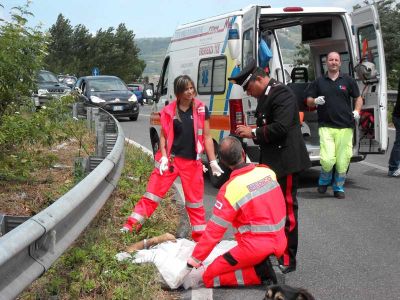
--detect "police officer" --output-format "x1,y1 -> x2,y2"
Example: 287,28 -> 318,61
232,59 -> 311,274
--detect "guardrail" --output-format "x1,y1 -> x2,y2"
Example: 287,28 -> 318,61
0,107 -> 125,299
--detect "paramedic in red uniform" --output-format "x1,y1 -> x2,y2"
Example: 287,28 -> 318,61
186,136 -> 287,287
233,59 -> 311,274
121,75 -> 223,241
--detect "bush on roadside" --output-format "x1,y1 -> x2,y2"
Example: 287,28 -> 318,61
0,95 -> 91,181
0,1 -> 48,118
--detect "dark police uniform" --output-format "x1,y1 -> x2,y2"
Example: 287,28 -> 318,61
253,78 -> 311,270
228,59 -> 311,272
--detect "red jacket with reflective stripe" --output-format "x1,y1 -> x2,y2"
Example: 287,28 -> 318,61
160,98 -> 206,159
191,164 -> 287,263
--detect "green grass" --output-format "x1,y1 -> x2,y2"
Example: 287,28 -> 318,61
20,144 -> 179,300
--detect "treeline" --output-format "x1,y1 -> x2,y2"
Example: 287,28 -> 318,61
45,14 -> 145,82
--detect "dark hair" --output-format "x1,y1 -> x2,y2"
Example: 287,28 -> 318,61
244,67 -> 267,90
218,136 -> 243,167
173,75 -> 197,98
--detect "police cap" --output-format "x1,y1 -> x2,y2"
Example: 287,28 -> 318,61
228,58 -> 258,90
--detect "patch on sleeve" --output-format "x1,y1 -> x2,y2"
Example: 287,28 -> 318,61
198,106 -> 205,113
215,200 -> 223,210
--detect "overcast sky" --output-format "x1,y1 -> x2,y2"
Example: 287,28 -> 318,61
1,0 -> 363,38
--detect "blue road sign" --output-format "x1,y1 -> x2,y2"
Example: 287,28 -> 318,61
92,67 -> 100,76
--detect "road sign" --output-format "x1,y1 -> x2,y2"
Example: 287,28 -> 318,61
92,67 -> 100,76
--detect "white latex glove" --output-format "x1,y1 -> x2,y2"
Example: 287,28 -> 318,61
159,156 -> 169,175
314,96 -> 325,105
182,265 -> 205,289
115,252 -> 132,262
209,160 -> 224,177
353,110 -> 360,120
120,227 -> 129,233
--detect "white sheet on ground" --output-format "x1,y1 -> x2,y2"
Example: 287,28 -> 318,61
115,238 -> 237,289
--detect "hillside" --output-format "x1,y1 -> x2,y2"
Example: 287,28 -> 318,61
136,37 -> 170,76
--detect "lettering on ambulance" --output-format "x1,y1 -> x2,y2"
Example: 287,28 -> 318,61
172,18 -> 230,43
199,46 -> 214,56
199,43 -> 221,56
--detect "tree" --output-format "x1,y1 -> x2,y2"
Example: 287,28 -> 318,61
70,24 -> 92,77
45,14 -> 73,74
45,16 -> 146,81
0,1 -> 48,118
375,0 -> 400,89
89,24 -> 145,82
293,43 -> 315,81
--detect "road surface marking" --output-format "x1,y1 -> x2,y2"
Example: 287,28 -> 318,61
359,161 -> 388,172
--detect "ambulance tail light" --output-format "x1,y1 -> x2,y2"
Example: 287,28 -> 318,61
283,7 -> 304,12
229,84 -> 246,133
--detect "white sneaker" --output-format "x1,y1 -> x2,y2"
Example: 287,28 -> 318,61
389,168 -> 400,177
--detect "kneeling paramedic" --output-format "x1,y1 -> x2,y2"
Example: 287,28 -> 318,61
185,136 -> 287,287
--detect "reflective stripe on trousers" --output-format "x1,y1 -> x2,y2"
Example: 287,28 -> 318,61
144,191 -> 162,203
129,212 -> 146,224
185,201 -> 203,208
192,224 -> 206,232
233,217 -> 286,234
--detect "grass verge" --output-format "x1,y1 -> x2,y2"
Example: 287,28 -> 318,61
19,143 -> 180,300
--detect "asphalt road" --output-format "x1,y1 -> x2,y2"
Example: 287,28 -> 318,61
120,105 -> 400,300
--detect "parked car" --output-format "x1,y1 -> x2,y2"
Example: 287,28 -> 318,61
127,83 -> 154,105
127,83 -> 143,105
62,75 -> 77,88
32,70 -> 71,108
74,75 -> 139,121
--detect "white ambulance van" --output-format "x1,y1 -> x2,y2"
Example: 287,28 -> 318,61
150,4 -> 388,187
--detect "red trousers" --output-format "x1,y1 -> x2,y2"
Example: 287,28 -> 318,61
126,156 -> 206,241
202,234 -> 286,288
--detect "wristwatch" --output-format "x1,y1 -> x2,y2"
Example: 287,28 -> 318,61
251,128 -> 257,138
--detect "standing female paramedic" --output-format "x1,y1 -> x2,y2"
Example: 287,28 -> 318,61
121,75 -> 224,241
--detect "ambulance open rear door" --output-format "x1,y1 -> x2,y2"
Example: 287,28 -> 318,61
351,4 -> 388,154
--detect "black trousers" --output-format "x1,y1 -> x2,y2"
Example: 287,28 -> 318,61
277,173 -> 299,268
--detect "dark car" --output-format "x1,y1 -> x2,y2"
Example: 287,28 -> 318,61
74,75 -> 139,121
32,70 -> 71,108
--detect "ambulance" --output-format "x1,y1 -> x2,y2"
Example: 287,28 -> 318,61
150,4 -> 388,187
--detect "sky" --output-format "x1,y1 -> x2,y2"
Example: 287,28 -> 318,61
1,0 -> 363,38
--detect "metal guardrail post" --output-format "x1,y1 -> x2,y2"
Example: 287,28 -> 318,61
86,107 -> 93,131
96,121 -> 106,157
72,103 -> 78,119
